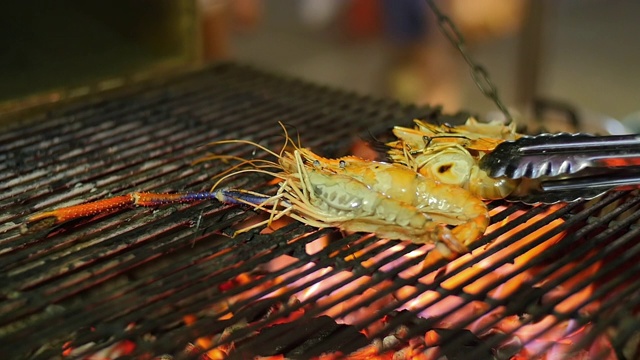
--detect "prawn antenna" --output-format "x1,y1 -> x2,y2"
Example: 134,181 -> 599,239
364,130 -> 391,153
22,189 -> 276,234
277,121 -> 303,150
251,126 -> 291,157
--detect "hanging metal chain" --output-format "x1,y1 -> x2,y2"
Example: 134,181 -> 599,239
424,0 -> 514,124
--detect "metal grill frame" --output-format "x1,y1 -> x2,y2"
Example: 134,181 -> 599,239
1,63 -> 638,359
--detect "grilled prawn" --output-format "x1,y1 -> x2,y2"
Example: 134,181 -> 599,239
274,150 -> 489,260
387,118 -> 523,200
24,124 -> 489,266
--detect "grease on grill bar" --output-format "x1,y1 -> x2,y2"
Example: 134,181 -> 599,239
1,63 -> 639,360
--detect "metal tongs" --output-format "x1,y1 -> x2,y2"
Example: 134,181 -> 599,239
479,133 -> 640,204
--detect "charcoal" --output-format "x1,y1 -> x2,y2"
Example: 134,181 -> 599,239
232,298 -> 288,324
233,315 -> 368,359
433,328 -> 493,360
384,311 -> 493,360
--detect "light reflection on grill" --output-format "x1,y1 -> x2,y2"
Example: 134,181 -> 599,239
0,63 -> 639,359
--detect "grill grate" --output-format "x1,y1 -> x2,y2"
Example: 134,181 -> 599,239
1,63 -> 639,359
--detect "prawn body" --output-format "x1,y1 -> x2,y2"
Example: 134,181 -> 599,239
290,168 -> 448,248
275,149 -> 489,256
387,118 -> 522,200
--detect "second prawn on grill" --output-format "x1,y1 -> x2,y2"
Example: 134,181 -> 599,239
24,121 -> 517,266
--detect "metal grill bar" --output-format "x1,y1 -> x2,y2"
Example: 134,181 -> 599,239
362,192 -> 634,358
1,63 -> 639,359
223,192 -> 634,358
214,238 -> 426,357
215,190 -> 633,355
229,204 -> 564,357
460,196 -> 640,358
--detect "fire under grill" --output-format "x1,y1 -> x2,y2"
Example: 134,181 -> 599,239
1,63 -> 640,359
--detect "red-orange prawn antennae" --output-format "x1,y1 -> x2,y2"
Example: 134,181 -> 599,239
22,122 -> 299,234
22,189 -> 278,234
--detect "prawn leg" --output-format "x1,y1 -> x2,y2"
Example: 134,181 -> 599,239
22,189 -> 277,234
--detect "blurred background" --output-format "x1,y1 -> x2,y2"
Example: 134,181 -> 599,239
2,0 -> 640,132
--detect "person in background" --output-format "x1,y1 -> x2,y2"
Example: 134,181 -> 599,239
378,0 -> 439,106
199,0 -> 263,62
378,0 -> 525,111
199,0 -> 524,114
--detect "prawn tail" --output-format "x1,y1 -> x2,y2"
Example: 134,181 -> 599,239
21,190 -> 276,234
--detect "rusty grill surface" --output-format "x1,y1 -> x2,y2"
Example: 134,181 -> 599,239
1,63 -> 639,359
